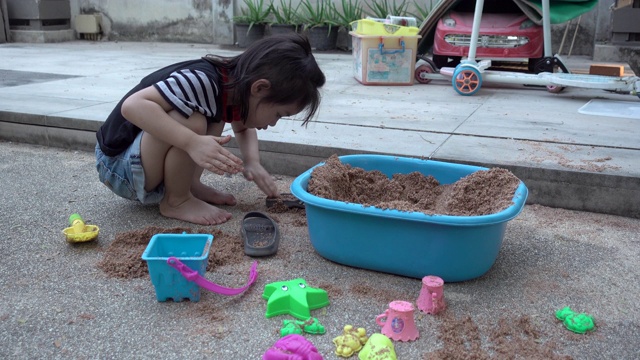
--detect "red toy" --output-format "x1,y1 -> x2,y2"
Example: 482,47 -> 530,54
432,11 -> 543,71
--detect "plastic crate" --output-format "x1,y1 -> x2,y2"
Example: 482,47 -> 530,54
350,32 -> 421,85
141,232 -> 213,302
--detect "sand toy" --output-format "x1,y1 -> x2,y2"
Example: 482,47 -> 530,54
555,306 -> 595,334
263,334 -> 323,360
358,333 -> 396,360
333,325 -> 368,358
62,213 -> 99,243
242,212 -> 280,257
262,278 -> 329,320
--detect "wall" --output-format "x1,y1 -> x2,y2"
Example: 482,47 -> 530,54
594,0 -> 616,43
71,0 -> 342,45
1,0 -> 9,43
549,1 -> 602,57
72,0 -> 221,43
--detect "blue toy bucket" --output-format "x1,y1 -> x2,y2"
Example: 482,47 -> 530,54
141,232 -> 212,302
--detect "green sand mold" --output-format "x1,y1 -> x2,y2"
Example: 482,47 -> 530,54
280,317 -> 326,337
262,278 -> 329,320
555,306 -> 595,334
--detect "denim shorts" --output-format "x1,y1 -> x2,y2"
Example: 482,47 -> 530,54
95,131 -> 164,205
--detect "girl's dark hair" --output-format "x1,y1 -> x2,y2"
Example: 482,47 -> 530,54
203,33 -> 326,125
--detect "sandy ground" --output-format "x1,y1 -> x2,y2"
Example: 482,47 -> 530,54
0,141 -> 639,360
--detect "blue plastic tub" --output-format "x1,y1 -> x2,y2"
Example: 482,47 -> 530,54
141,233 -> 213,302
290,155 -> 528,282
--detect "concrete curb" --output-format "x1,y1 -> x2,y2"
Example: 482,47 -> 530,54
2,112 -> 638,218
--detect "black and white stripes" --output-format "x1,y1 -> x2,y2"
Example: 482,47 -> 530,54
155,69 -> 218,119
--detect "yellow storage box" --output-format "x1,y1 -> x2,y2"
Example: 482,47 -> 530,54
350,32 -> 421,86
350,19 -> 419,36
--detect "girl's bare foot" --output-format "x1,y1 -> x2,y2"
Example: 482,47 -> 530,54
192,181 -> 237,206
160,195 -> 232,225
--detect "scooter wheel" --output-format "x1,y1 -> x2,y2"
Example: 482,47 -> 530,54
415,63 -> 435,84
452,66 -> 482,96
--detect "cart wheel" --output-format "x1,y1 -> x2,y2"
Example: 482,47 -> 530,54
452,66 -> 482,96
415,63 -> 435,84
545,57 -> 570,94
417,55 -> 439,70
546,84 -> 564,93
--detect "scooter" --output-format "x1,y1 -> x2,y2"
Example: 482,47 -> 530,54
415,0 -> 640,99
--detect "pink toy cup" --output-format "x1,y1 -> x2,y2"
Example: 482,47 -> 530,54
417,275 -> 446,315
375,300 -> 419,341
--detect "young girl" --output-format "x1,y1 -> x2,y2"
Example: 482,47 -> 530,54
95,33 -> 326,225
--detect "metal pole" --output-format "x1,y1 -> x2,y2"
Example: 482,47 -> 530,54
467,0 -> 485,61
542,0 -> 552,57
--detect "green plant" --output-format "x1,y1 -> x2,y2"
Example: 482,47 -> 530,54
331,0 -> 364,28
366,0 -> 409,18
270,0 -> 302,25
233,0 -> 271,31
299,0 -> 337,29
408,0 -> 434,23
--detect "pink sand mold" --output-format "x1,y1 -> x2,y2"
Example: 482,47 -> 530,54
375,300 -> 419,342
263,334 -> 323,360
417,275 -> 446,314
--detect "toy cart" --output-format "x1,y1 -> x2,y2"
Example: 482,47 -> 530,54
414,0 -> 640,99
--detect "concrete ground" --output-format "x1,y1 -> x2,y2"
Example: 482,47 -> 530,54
0,41 -> 639,359
0,141 -> 638,359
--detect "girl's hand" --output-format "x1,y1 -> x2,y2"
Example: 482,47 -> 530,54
242,162 -> 278,197
188,134 -> 244,175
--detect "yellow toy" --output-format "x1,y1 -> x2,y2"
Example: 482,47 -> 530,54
62,213 -> 99,243
333,325 -> 368,358
359,333 -> 397,360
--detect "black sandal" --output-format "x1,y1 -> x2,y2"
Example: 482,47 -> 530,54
242,212 -> 280,257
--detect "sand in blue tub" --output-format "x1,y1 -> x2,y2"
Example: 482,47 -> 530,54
290,155 -> 528,282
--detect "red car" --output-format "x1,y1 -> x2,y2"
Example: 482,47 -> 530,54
432,10 -> 544,72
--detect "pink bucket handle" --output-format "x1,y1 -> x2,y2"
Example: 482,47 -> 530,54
167,257 -> 258,296
375,309 -> 389,326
